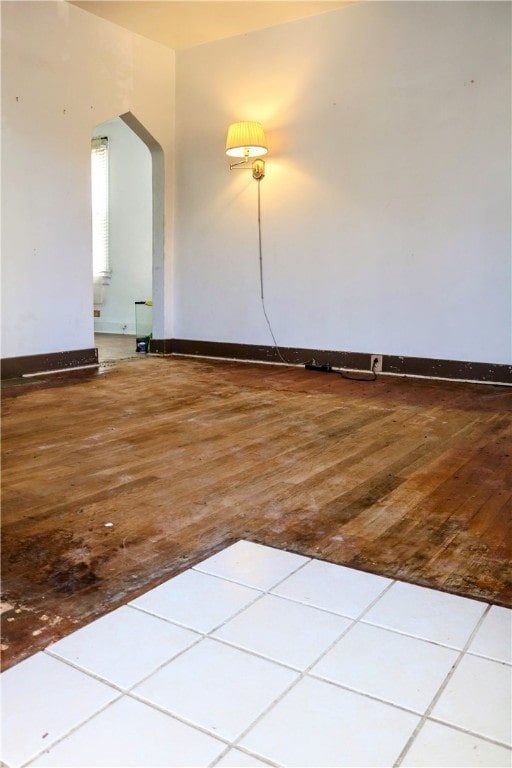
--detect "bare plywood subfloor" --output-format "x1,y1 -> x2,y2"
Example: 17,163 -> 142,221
1,356 -> 511,670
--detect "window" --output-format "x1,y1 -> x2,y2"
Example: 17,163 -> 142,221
91,136 -> 110,279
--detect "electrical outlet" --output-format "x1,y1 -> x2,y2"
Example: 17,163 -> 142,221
371,354 -> 383,372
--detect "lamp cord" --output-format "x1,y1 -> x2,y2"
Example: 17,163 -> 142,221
257,180 -> 291,366
256,180 -> 376,382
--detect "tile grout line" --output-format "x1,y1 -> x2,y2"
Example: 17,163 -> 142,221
37,588 -> 510,767
199,580 -> 407,678
209,571 -> 508,765
43,625 -> 206,693
466,648 -> 512,666
223,577 -> 400,760
127,559 -> 400,766
191,552 -> 313,594
125,557 -> 327,759
42,558 -> 298,694
425,716 -> 512,750
208,742 -> 280,768
128,596 -> 263,635
25,554 -> 316,767
18,692 -> 125,768
124,563 -> 321,677
11,543 -> 509,767
122,692 -> 235,747
393,603 -> 494,767
174,570 -> 401,761
357,616 -> 484,651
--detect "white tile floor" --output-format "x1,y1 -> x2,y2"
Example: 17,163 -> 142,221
1,539 -> 511,768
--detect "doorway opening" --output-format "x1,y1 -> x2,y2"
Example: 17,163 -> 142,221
91,113 -> 164,363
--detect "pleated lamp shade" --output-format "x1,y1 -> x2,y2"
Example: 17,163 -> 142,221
225,122 -> 268,158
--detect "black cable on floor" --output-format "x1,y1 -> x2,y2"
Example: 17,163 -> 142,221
336,366 -> 377,382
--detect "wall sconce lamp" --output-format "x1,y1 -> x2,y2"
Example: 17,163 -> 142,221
226,121 -> 267,180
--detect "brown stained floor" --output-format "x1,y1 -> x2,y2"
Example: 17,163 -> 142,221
1,353 -> 511,670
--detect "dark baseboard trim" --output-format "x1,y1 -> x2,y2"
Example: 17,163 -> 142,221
150,338 -> 174,355
151,338 -> 512,385
1,348 -> 99,380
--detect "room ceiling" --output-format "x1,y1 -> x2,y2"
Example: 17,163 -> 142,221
70,1 -> 355,50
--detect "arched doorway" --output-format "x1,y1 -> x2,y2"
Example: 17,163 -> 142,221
92,112 -> 164,361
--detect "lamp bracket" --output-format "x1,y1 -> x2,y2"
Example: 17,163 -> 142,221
229,157 -> 265,180
252,159 -> 265,180
229,157 -> 250,170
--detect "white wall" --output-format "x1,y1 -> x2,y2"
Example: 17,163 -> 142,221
174,1 -> 511,364
1,1 -> 174,360
92,117 -> 152,335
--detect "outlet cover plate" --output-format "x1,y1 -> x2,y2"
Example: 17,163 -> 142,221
371,354 -> 383,372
